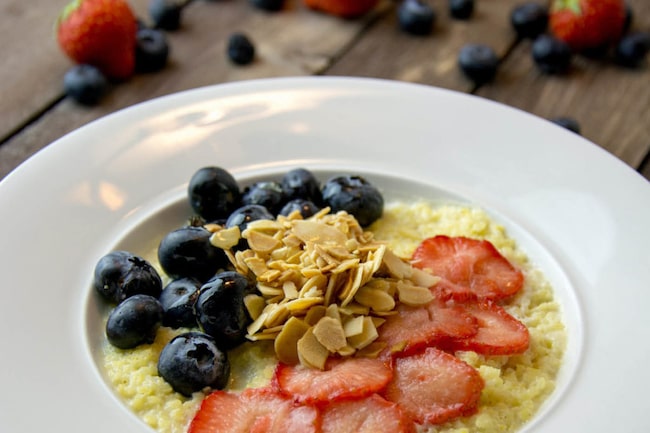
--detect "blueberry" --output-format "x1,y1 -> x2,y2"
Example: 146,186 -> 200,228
158,332 -> 230,396
510,2 -> 548,40
157,226 -> 227,282
449,0 -> 474,20
532,34 -> 572,74
458,43 -> 499,85
195,271 -> 256,350
149,0 -> 183,31
225,204 -> 275,250
135,28 -> 169,73
159,277 -> 202,328
241,181 -> 285,215
279,199 -> 320,218
227,33 -> 256,66
106,294 -> 163,349
93,251 -> 162,303
281,168 -> 322,205
250,0 -> 285,12
398,0 -> 436,36
321,175 -> 383,227
63,64 -> 108,106
188,166 -> 241,222
615,32 -> 650,68
550,117 -> 581,135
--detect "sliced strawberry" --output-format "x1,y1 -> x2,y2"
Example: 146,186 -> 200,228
445,301 -> 530,356
188,387 -> 320,433
384,347 -> 484,425
321,393 -> 414,433
377,300 -> 478,358
274,357 -> 393,404
412,235 -> 524,302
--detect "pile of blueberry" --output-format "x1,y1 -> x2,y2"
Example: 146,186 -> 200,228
93,166 -> 384,396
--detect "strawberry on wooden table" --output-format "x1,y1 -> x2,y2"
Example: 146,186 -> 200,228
384,347 -> 484,425
303,0 -> 379,18
549,0 -> 626,52
274,357 -> 393,404
321,393 -> 414,433
188,387 -> 321,433
412,235 -> 524,302
56,0 -> 138,80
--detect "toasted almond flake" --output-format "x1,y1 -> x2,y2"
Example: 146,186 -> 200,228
264,304 -> 289,328
246,219 -> 285,232
259,269 -> 282,283
304,305 -> 327,326
338,302 -> 370,316
299,274 -> 327,297
247,311 -> 269,336
209,226 -> 241,250
410,267 -> 441,287
257,284 -> 284,297
244,230 -> 282,253
396,281 -> 434,306
247,333 -> 278,341
297,328 -> 329,370
343,315 -> 365,337
370,316 -> 386,330
204,223 -> 222,233
245,256 -> 268,277
381,248 -> 413,279
347,316 -> 378,350
337,345 -> 356,357
275,317 -> 310,365
292,220 -> 347,245
285,297 -> 324,313
354,286 -> 396,312
325,304 -> 342,322
243,294 -> 266,320
354,341 -> 387,358
313,316 -> 347,352
282,281 -> 299,300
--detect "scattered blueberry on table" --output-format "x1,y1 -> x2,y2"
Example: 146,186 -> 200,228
510,2 -> 549,40
135,28 -> 170,73
398,0 -> 436,36
448,0 -> 474,20
458,43 -> 499,85
63,64 -> 108,106
531,34 -> 572,75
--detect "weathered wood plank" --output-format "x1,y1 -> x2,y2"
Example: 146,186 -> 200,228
0,0 -> 388,178
476,0 -> 650,173
0,0 -> 153,142
325,0 -> 526,91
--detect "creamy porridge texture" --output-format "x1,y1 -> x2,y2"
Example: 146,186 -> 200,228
102,199 -> 566,433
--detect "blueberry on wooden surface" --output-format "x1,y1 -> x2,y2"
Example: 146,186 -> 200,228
158,331 -> 230,396
532,34 -> 572,74
188,166 -> 241,222
227,32 -> 256,65
458,43 -> 499,85
106,294 -> 163,349
93,251 -> 162,303
510,2 -> 548,40
449,0 -> 474,20
615,32 -> 650,68
135,28 -> 169,73
149,0 -> 183,30
550,117 -> 581,135
398,0 -> 436,36
250,0 -> 285,12
63,64 -> 108,106
195,271 -> 256,350
158,226 -> 227,282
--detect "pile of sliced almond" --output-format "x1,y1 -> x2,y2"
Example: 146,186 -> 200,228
208,208 -> 438,370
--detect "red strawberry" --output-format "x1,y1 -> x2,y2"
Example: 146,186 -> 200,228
384,347 -> 484,425
377,300 -> 478,358
303,0 -> 379,18
56,0 -> 137,80
274,357 -> 393,404
321,393 -> 414,433
188,387 -> 321,433
445,300 -> 530,356
411,235 -> 524,302
549,0 -> 626,51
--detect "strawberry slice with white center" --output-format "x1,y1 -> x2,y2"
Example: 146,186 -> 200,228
188,387 -> 320,433
274,357 -> 393,404
321,393 -> 414,433
377,300 -> 478,357
384,347 -> 484,425
412,235 -> 524,302
445,300 -> 530,356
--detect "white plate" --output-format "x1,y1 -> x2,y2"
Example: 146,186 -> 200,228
1,77 -> 649,432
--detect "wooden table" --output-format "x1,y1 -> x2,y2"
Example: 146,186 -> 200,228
1,0 -> 649,181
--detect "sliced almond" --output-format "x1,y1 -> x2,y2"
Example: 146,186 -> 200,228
244,230 -> 282,254
209,226 -> 241,250
347,316 -> 378,350
297,328 -> 330,370
275,317 -> 310,365
313,316 -> 347,352
354,286 -> 395,312
243,294 -> 266,320
397,281 -> 434,306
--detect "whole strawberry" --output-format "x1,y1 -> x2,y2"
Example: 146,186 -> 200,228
57,0 -> 137,80
549,0 -> 626,52
303,0 -> 379,18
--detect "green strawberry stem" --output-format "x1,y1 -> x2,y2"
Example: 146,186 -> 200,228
551,0 -> 582,14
